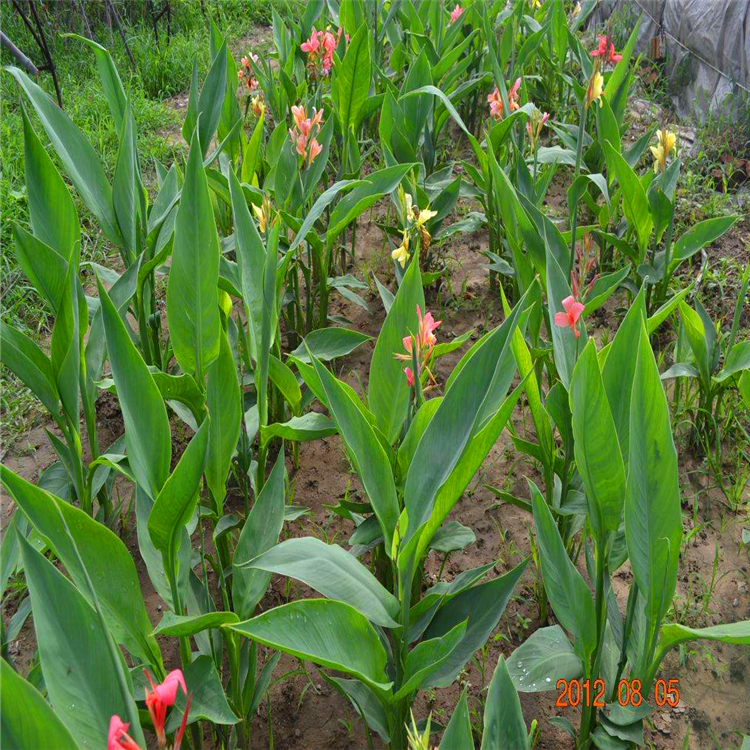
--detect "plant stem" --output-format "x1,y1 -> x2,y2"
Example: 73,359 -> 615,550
569,102 -> 588,274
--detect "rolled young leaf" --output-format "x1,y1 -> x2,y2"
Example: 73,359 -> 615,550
481,656 -> 529,750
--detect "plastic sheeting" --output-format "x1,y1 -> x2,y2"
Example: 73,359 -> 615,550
591,0 -> 750,119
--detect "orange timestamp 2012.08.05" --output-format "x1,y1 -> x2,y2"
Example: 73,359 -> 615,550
555,678 -> 681,709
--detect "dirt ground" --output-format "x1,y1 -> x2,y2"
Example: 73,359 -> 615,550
2,23 -> 749,750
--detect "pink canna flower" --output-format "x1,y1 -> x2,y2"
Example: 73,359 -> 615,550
396,306 -> 441,390
554,295 -> 585,338
508,77 -> 522,111
307,138 -> 323,166
405,366 -> 415,387
488,87 -> 504,119
108,716 -> 141,750
145,669 -> 188,748
301,31 -> 320,54
449,4 -> 464,23
590,35 -> 622,64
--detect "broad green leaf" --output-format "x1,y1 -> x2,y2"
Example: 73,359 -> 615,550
260,412 -> 336,444
1,466 -> 162,671
228,168 -> 265,360
571,341 -> 626,537
625,327 -> 682,631
233,454 -> 286,619
230,599 -> 392,692
186,42 -> 228,156
715,341 -> 750,382
531,484 -> 596,660
206,331 -> 241,508
12,223 -> 68,313
148,418 -> 209,557
153,610 -> 239,637
112,104 -> 143,261
68,34 -> 127,132
290,327 -> 371,363
241,111 -> 264,183
439,690 -> 473,750
671,215 -> 738,268
167,130 -> 221,381
481,657 -> 529,750
19,535 -> 143,748
507,625 -> 582,692
0,658 -> 77,750
417,382 -> 524,560
312,354 -> 400,553
394,620 -> 467,699
21,106 -> 79,261
604,141 -> 653,258
99,277 -> 170,498
328,164 -> 414,241
327,676 -> 391,744
50,265 -> 81,423
678,302 -> 710,387
423,559 -> 528,687
337,24 -> 371,132
429,521 -> 476,554
268,354 -> 302,411
404,301 -> 522,545
657,620 -> 750,658
602,289 -> 646,462
166,654 -> 239,732
8,67 -> 121,246
0,321 -> 60,418
369,253 -> 424,441
244,537 -> 399,627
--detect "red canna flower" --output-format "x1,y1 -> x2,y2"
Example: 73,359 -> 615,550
590,35 -> 622,64
144,669 -> 188,748
554,295 -> 585,338
404,366 -> 415,387
108,716 -> 141,750
288,106 -> 325,165
396,306 -> 441,388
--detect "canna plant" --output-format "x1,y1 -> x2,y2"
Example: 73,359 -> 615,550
504,296 -> 750,747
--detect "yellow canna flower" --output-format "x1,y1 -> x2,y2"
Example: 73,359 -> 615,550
650,128 -> 677,173
573,2 -> 581,15
252,202 -> 266,233
415,207 -> 437,228
391,231 -> 410,267
586,70 -> 604,108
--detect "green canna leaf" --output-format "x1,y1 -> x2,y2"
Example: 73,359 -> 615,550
0,321 -> 60,419
99,276 -> 171,499
312,352 -> 400,554
21,106 -> 79,261
148,417 -> 209,557
531,483 -> 596,660
243,537 -> 400,628
68,34 -> 128,133
19,534 -> 144,748
1,466 -> 163,672
439,690 -> 474,749
481,657 -> 529,750
507,625 -> 583,692
230,599 -> 393,693
678,302 -> 711,387
603,141 -> 653,259
206,331 -> 241,509
50,264 -> 82,425
570,340 -> 627,537
0,656 -> 78,750
112,103 -> 144,263
625,326 -> 682,634
167,129 -> 221,381
423,559 -> 528,688
369,253 -> 424,442
233,453 -> 286,619
260,412 -> 337,444
12,223 -> 68,313
670,215 -> 738,270
337,24 -> 371,133
8,66 -> 122,247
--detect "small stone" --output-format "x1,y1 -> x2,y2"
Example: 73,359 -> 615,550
733,598 -> 739,607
